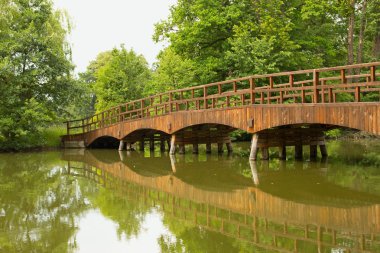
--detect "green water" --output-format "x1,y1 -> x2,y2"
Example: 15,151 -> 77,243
0,140 -> 380,253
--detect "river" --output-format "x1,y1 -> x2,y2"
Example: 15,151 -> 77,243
0,140 -> 379,253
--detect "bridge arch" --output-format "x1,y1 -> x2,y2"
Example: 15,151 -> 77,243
87,135 -> 119,149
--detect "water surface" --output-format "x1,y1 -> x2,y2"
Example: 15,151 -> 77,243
0,140 -> 380,253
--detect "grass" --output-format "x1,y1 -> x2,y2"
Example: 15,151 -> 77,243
40,125 -> 66,148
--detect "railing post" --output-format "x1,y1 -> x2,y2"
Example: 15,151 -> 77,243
82,119 -> 85,133
66,121 -> 70,135
169,92 -> 173,113
370,66 -> 376,82
340,69 -> 347,84
140,100 -> 144,118
250,78 -> 255,104
289,74 -> 294,87
269,76 -> 274,88
204,87 -> 207,109
355,86 -> 361,102
313,70 -> 320,103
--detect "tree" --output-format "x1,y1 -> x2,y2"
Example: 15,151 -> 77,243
75,51 -> 114,118
144,47 -> 197,96
0,0 -> 75,150
91,46 -> 151,112
154,0 -> 379,86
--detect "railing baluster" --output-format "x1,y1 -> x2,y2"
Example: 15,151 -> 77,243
289,74 -> 294,87
141,100 -> 144,118
204,87 -> 207,109
355,86 -> 361,102
169,92 -> 173,113
370,66 -> 376,82
313,70 -> 320,103
340,69 -> 346,84
321,80 -> 326,103
250,78 -> 255,104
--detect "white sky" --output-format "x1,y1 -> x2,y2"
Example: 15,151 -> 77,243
53,0 -> 177,73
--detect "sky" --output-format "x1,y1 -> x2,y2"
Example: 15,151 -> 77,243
53,0 -> 177,73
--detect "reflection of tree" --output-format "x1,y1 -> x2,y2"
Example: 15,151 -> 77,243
325,140 -> 380,195
0,152 -> 89,253
158,218 -> 240,253
88,186 -> 149,240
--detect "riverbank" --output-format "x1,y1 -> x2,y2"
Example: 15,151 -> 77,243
0,126 -> 65,152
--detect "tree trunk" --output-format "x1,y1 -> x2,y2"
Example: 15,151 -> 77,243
357,0 -> 367,66
347,0 -> 356,78
374,34 -> 380,59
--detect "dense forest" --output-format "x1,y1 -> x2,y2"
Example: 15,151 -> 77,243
0,0 -> 379,150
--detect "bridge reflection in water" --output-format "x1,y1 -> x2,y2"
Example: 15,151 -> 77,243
63,150 -> 380,253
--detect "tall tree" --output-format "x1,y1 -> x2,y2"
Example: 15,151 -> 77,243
92,46 -> 151,112
0,0 -> 75,150
145,47 -> 196,96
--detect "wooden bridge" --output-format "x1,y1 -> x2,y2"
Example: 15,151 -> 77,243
62,62 -> 380,160
63,150 -> 380,253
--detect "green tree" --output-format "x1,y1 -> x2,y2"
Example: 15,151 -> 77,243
0,0 -> 75,150
92,46 -> 151,112
145,47 -> 197,96
154,0 -> 379,85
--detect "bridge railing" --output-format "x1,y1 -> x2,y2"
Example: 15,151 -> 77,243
65,62 -> 380,135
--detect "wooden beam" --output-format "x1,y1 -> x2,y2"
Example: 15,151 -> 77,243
249,134 -> 259,160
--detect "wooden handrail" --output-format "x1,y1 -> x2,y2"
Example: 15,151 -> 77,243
65,62 -> 380,135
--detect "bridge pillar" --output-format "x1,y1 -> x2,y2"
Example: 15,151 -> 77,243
206,143 -> 212,154
160,140 -> 166,151
118,140 -> 125,151
192,144 -> 199,154
261,148 -> 269,160
149,138 -> 155,151
217,143 -> 224,153
279,146 -> 286,160
139,140 -> 144,151
226,142 -> 233,153
295,145 -> 303,160
310,145 -> 317,160
126,142 -> 133,151
178,144 -> 185,154
249,134 -> 259,161
319,143 -> 328,157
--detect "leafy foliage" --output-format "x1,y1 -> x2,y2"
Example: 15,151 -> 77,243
90,46 -> 151,112
0,0 -> 75,150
